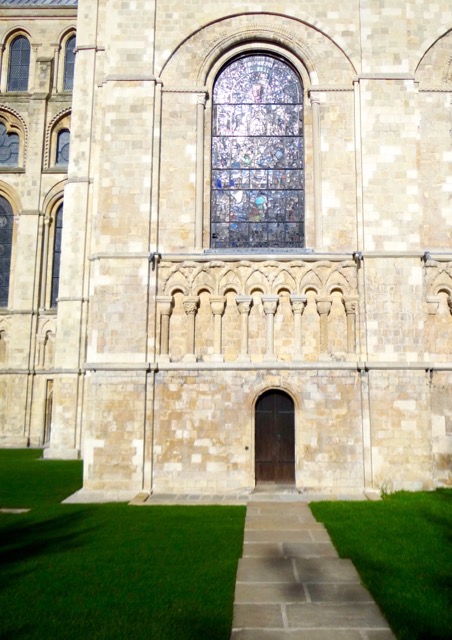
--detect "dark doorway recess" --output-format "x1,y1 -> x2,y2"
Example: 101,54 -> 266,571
255,390 -> 295,484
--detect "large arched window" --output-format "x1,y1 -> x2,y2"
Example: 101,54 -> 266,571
0,196 -> 14,307
7,36 -> 30,92
63,34 -> 76,91
50,203 -> 63,307
211,54 -> 304,249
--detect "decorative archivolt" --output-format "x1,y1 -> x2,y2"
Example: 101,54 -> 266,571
160,13 -> 356,88
159,259 -> 358,298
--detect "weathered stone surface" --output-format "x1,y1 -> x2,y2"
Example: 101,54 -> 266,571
0,1 -> 450,497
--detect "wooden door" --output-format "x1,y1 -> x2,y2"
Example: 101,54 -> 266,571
255,390 -> 295,484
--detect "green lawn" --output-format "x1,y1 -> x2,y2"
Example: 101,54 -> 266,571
0,450 -> 246,640
311,490 -> 452,640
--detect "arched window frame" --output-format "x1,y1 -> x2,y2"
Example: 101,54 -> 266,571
46,111 -> 71,170
203,46 -> 313,251
0,109 -> 27,169
56,30 -> 76,93
0,187 -> 19,309
5,33 -> 31,93
40,194 -> 64,310
63,33 -> 76,91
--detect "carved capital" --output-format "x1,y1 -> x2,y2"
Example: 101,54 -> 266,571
290,295 -> 307,314
426,296 -> 441,316
236,295 -> 253,315
344,296 -> 359,315
210,296 -> 226,316
262,295 -> 279,316
156,296 -> 174,316
316,296 -> 332,316
183,296 -> 199,316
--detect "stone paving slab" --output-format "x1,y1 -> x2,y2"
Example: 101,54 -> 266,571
231,499 -> 395,639
286,602 -> 391,628
231,630 -> 393,639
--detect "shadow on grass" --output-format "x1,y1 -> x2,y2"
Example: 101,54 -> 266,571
0,510 -> 94,591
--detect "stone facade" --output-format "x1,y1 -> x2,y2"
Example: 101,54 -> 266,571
0,0 -> 451,498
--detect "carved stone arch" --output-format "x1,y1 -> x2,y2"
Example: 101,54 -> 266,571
1,28 -> 33,93
2,26 -> 32,47
42,181 -> 66,220
166,281 -> 190,297
325,274 -> 349,297
218,268 -> 243,296
192,269 -> 216,296
0,105 -> 27,166
45,109 -> 71,169
273,267 -> 296,295
36,318 -> 56,368
300,269 -> 323,296
415,28 -> 452,83
159,13 -> 357,88
244,269 -> 271,295
0,180 -> 21,214
428,264 -> 452,297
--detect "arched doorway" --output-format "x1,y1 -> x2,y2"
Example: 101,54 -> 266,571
255,390 -> 295,484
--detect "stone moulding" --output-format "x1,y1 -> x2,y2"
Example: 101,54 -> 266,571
159,258 -> 358,298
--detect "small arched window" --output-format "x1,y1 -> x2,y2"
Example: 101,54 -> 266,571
0,123 -> 19,166
211,54 -> 304,249
0,196 -> 14,307
50,203 -> 63,308
63,34 -> 76,91
7,36 -> 30,92
56,129 -> 70,166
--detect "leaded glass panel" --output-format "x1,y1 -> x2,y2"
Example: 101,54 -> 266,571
50,204 -> 63,307
0,196 -> 13,307
7,36 -> 30,92
0,123 -> 19,166
56,129 -> 70,166
63,35 -> 76,91
211,55 -> 304,249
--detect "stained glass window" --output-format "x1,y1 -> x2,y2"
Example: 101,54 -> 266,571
7,36 -> 30,92
56,129 -> 70,166
50,203 -> 63,307
0,196 -> 13,307
63,35 -> 76,91
211,55 -> 304,249
0,123 -> 19,166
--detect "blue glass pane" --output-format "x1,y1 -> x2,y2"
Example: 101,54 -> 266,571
7,36 -> 30,92
211,55 -> 304,249
56,129 -> 70,165
0,123 -> 19,166
0,196 -> 13,306
63,35 -> 76,91
50,204 -> 63,307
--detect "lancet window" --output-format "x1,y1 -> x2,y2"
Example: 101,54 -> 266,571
0,196 -> 13,306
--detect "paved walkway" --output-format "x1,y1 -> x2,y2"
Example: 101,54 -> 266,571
231,495 -> 395,639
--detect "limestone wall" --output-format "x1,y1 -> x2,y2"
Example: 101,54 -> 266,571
0,1 -> 450,496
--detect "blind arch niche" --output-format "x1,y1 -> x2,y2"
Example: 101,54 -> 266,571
211,54 -> 305,250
